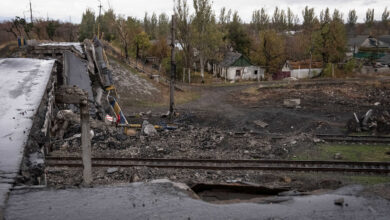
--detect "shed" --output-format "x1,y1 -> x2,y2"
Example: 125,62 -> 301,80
218,52 -> 265,81
280,60 -> 323,79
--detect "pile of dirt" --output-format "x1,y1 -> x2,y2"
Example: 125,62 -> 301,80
110,59 -> 160,106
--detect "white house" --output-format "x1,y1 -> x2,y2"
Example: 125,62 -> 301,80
218,52 -> 265,81
281,60 -> 322,79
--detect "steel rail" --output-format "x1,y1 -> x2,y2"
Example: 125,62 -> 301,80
45,157 -> 390,174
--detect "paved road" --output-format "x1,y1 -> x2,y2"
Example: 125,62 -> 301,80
4,181 -> 390,220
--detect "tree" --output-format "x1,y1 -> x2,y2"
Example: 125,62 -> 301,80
219,7 -> 232,25
4,17 -> 30,39
158,13 -> 170,38
148,37 -> 170,71
134,31 -> 150,59
101,9 -> 116,41
79,9 -> 95,41
227,12 -> 251,56
272,7 -> 287,31
143,12 -> 150,36
174,0 -> 193,80
365,9 -> 375,28
251,8 -> 269,33
46,21 -> 59,40
320,8 -> 331,24
253,29 -> 285,73
347,9 -> 358,27
192,0 -> 222,83
312,9 -> 346,64
150,13 -> 158,39
382,7 -> 389,28
332,9 -> 343,24
114,16 -> 130,58
302,6 -> 317,31
287,7 -> 298,30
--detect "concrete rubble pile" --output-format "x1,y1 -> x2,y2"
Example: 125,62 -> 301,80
28,37 -> 180,160
20,38 -> 147,183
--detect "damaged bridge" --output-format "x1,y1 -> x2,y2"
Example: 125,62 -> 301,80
0,38 -> 130,216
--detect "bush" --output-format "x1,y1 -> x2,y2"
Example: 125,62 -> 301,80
344,58 -> 356,73
323,63 -> 333,77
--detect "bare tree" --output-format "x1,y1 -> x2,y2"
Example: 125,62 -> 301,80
114,16 -> 130,58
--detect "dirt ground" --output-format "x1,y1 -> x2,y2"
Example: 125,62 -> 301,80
47,71 -> 390,197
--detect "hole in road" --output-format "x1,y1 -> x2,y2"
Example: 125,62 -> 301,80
191,183 -> 288,204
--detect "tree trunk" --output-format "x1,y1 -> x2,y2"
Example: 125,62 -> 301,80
188,68 -> 191,84
136,44 -> 140,59
200,55 -> 205,84
124,43 -> 129,59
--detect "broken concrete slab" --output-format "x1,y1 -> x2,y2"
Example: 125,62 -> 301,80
253,120 -> 269,128
0,58 -> 55,213
63,51 -> 94,102
283,99 -> 301,108
144,125 -> 157,136
107,168 -> 119,174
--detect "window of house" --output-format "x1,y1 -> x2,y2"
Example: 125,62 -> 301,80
254,70 -> 258,75
236,70 -> 241,76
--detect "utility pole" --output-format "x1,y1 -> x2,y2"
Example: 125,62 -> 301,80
97,0 -> 102,39
309,50 -> 312,77
29,0 -> 33,24
169,15 -> 176,117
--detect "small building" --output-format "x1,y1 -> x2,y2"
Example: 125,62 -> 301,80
218,52 -> 264,81
360,36 -> 389,49
347,35 -> 369,56
349,35 -> 390,61
279,60 -> 323,79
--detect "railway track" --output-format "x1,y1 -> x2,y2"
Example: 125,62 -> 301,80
45,157 -> 390,174
316,134 -> 390,144
236,133 -> 390,144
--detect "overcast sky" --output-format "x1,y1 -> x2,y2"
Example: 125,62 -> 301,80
0,0 -> 388,23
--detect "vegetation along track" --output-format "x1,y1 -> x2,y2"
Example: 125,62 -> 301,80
45,157 -> 390,174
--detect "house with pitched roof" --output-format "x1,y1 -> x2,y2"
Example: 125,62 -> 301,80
218,52 -> 265,81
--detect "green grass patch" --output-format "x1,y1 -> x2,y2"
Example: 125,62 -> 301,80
291,144 -> 390,162
121,90 -> 200,108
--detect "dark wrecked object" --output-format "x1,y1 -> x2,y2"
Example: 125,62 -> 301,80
347,110 -> 390,134
334,198 -> 344,206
